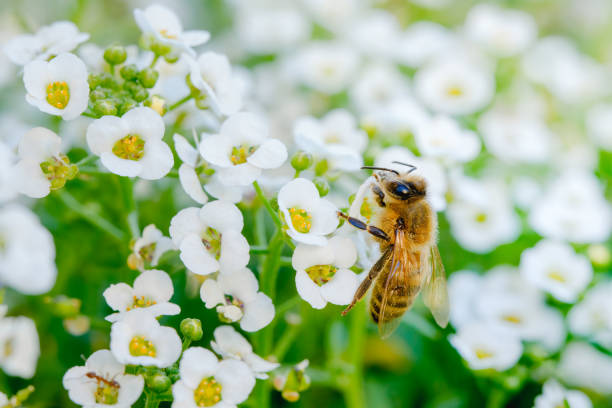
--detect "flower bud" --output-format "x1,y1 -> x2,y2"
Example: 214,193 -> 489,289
180,318 -> 203,341
139,68 -> 159,89
146,373 -> 172,393
145,95 -> 167,116
164,52 -> 180,64
150,40 -> 171,57
88,73 -> 103,89
118,98 -> 137,116
313,177 -> 329,197
45,295 -> 81,318
314,159 -> 329,176
290,151 -> 313,172
120,64 -> 140,81
93,99 -> 117,116
90,88 -> 106,102
103,45 -> 127,65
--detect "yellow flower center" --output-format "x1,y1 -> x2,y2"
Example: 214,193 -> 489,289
230,144 -> 257,165
126,295 -> 156,311
475,348 -> 493,359
502,314 -> 522,324
288,208 -> 312,234
324,133 -> 341,144
138,242 -> 157,263
159,28 -> 178,39
447,85 -> 463,97
474,212 -> 488,223
547,270 -> 566,283
194,376 -> 223,407
40,154 -> 78,190
128,335 -> 156,357
46,81 -> 70,109
201,227 -> 222,260
94,383 -> 119,405
305,264 -> 338,286
3,339 -> 13,358
112,134 -> 146,161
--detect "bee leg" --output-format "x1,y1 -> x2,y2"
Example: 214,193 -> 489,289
342,246 -> 393,316
337,211 -> 390,241
372,184 -> 386,207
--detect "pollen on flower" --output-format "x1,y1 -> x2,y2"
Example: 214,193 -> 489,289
201,227 -> 222,260
474,212 -> 488,223
159,28 -> 178,39
126,295 -> 156,311
446,85 -> 464,97
502,314 -> 522,324
39,154 -> 78,190
138,242 -> 157,263
46,81 -> 70,109
112,134 -> 146,161
230,144 -> 257,165
94,383 -> 119,405
547,270 -> 566,283
474,348 -> 493,359
128,335 -> 156,357
305,264 -> 337,286
288,207 -> 312,233
3,338 -> 13,358
194,376 -> 222,407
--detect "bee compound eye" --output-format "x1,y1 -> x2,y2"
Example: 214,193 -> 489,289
393,183 -> 411,198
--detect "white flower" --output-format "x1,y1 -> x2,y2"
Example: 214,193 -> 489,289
128,224 -> 175,270
134,4 -> 210,56
0,204 -> 56,295
169,201 -> 250,275
0,316 -> 40,378
568,282 -> 612,349
464,4 -> 537,57
558,342 -> 612,395
304,0 -> 361,32
62,349 -> 144,408
346,11 -> 402,60
211,325 -> 279,379
86,107 -> 174,179
415,115 -> 480,163
172,347 -> 255,408
534,380 -> 592,408
293,109 -> 367,171
397,22 -> 454,67
520,240 -> 593,303
4,21 -> 89,65
103,269 -> 180,323
292,236 -> 360,309
586,103 -> 612,151
0,142 -> 17,203
199,113 -> 287,186
529,171 -> 611,243
110,309 -> 181,368
187,52 -> 243,116
278,178 -> 338,246
23,53 -> 88,120
200,268 -> 274,332
0,392 -> 6,406
350,63 -> 410,114
13,127 -> 77,198
415,55 -> 495,116
449,322 -> 522,371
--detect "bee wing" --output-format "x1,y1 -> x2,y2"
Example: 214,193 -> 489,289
421,245 -> 449,328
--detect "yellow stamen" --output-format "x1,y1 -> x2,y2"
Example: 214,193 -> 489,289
128,335 -> 156,357
447,85 -> 463,97
194,376 -> 223,407
126,295 -> 156,311
475,348 -> 493,359
112,134 -> 146,161
547,270 -> 566,283
46,81 -> 70,109
288,208 -> 312,233
229,144 -> 257,165
305,264 -> 337,286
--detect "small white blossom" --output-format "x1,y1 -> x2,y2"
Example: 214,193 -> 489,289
169,201 -> 250,275
199,112 -> 287,186
110,309 -> 181,368
63,349 -> 144,408
568,281 -> 612,348
211,325 -> 279,379
520,240 -> 593,303
103,269 -> 180,323
559,342 -> 612,395
172,347 -> 255,408
23,53 -> 88,120
86,107 -> 174,179
586,103 -> 612,151
4,21 -> 89,65
346,11 -> 402,60
0,316 -> 40,378
397,22 -> 454,67
534,380 -> 592,408
128,224 -> 175,270
200,268 -> 274,332
415,115 -> 480,163
0,142 -> 17,203
350,63 -> 410,114
292,236 -> 360,309
278,178 -> 338,246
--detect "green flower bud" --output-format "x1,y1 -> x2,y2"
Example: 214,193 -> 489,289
100,73 -> 120,90
103,45 -> 127,65
88,73 -> 103,89
93,99 -> 117,116
194,95 -> 209,110
90,88 -> 106,102
144,95 -> 167,116
139,68 -> 159,88
180,318 -> 203,341
120,64 -> 140,81
132,85 -> 149,102
45,295 -> 81,318
15,385 -> 35,405
150,40 -> 171,57
290,151 -> 313,172
314,159 -> 329,176
146,373 -> 172,393
313,177 -> 330,197
164,52 -> 180,64
118,98 -> 137,116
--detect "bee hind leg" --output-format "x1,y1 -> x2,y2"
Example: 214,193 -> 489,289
337,212 -> 390,241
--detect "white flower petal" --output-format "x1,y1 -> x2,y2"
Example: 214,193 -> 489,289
179,234 -> 220,275
320,268 -> 359,305
295,270 -> 327,309
247,139 -> 287,169
216,359 -> 256,404
179,164 -> 209,204
241,293 -> 275,332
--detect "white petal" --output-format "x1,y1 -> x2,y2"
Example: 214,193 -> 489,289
199,134 -> 233,167
217,164 -> 261,186
18,127 -> 61,162
212,325 -> 252,356
134,269 -> 174,302
320,269 -> 359,305
291,243 -> 334,271
216,359 -> 256,404
116,374 -> 145,405
100,152 -> 143,177
310,199 -> 339,235
174,134 -> 199,166
179,234 -> 220,275
219,269 -> 259,301
200,278 -> 225,308
277,178 -> 320,210
138,139 -> 174,180
247,139 -> 287,169
123,106 -> 165,141
286,229 -> 328,246
200,200 -> 244,232
169,207 -> 204,246
221,112 -> 268,145
179,164 -> 209,204
23,60 -> 50,100
219,230 -> 250,273
180,347 -> 219,388
103,283 -> 134,312
295,270 -> 327,309
243,353 -> 280,375
13,160 -> 50,198
328,236 -> 357,269
86,349 -> 125,378
241,293 -> 275,332
86,115 -> 127,155
181,30 -> 211,46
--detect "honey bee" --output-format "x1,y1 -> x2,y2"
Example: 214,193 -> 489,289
339,162 -> 449,338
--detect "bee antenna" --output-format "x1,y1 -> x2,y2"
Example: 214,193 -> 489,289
391,161 -> 417,174
360,166 -> 399,175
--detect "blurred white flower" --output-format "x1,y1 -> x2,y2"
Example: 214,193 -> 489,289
346,11 -> 402,60
200,268 -> 274,332
128,224 -> 175,270
172,347 -> 255,408
449,322 -> 522,371
134,4 -> 210,57
0,142 -> 17,203
211,325 -> 279,379
415,55 -> 494,116
86,107 -> 174,179
103,269 -> 180,323
169,201 -> 250,275
448,270 -> 483,328
534,379 -> 592,408
529,171 -> 611,243
199,112 -> 287,186
397,22 -> 454,67
558,342 -> 612,394
568,281 -> 612,348
23,53 -> 88,120
304,0 -> 362,32
278,178 -> 338,245
188,52 -> 243,116
110,309 -> 181,368
586,103 -> 612,151
361,97 -> 429,139
0,204 -> 56,295
4,21 -> 89,65
294,109 -> 367,171
415,115 -> 480,163
63,349 -> 144,408
292,236 -> 360,309
520,240 -> 593,303
13,127 -> 77,198
464,4 -> 537,57
0,316 -> 40,378
0,392 -> 6,406
350,63 -> 410,114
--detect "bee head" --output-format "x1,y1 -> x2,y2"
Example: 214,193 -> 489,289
363,163 -> 427,202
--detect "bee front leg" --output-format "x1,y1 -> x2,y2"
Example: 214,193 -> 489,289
337,211 -> 390,241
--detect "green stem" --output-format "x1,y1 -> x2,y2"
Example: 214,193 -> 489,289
119,177 -> 139,239
485,387 -> 507,408
182,338 -> 192,352
249,246 -> 269,254
273,323 -> 301,361
149,54 -> 160,69
167,94 -> 193,112
343,301 -> 367,408
81,111 -> 99,118
76,154 -> 97,167
57,190 -> 124,241
252,181 -> 283,229
144,393 -> 160,408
